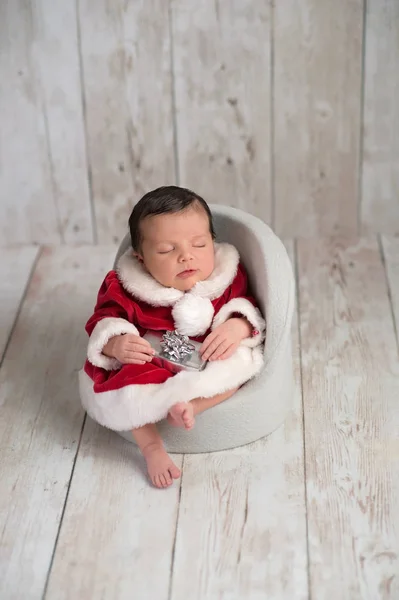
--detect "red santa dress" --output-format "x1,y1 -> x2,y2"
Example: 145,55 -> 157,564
79,242 -> 266,431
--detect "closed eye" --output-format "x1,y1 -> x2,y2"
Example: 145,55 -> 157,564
193,244 -> 206,248
157,249 -> 173,254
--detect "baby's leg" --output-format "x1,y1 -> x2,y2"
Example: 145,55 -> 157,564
167,387 -> 239,430
132,423 -> 181,488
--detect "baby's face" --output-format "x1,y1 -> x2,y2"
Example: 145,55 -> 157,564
136,207 -> 215,291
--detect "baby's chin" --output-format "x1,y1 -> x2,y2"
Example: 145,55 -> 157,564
173,274 -> 203,292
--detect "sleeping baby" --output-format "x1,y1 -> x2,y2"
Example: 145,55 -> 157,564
79,186 -> 265,488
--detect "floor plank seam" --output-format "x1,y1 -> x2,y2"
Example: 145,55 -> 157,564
357,0 -> 368,234
75,0 -> 97,244
41,413 -> 87,600
294,238 -> 312,600
168,1 -> 180,187
270,0 -> 276,231
0,246 -> 42,369
167,454 -> 185,600
378,234 -> 399,357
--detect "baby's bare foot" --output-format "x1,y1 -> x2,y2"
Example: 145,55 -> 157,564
142,443 -> 181,488
167,402 -> 195,430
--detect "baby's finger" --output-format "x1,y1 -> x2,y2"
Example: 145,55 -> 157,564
137,337 -> 154,350
125,343 -> 155,356
201,337 -> 223,361
217,343 -> 237,361
209,339 -> 231,361
121,358 -> 147,365
123,352 -> 154,363
200,331 -> 218,355
126,336 -> 153,351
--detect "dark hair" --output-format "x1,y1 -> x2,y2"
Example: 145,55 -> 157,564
129,186 -> 216,251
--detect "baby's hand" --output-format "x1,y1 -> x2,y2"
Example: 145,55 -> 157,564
200,317 -> 252,362
103,334 -> 155,365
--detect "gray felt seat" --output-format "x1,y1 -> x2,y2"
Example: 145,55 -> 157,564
115,204 -> 295,453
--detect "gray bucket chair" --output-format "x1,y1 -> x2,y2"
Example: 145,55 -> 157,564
113,204 -> 296,453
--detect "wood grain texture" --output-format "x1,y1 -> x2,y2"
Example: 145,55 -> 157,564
172,0 -> 272,222
0,246 -> 110,599
297,237 -> 399,599
79,0 -> 175,244
0,1 -> 60,244
45,420 -> 182,600
273,0 -> 363,237
33,0 -> 93,243
361,1 -> 399,234
169,242 -> 308,600
0,246 -> 38,360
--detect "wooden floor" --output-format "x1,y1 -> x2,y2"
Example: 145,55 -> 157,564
1,235 -> 399,600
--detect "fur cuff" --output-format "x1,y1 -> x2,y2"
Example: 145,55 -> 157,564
87,317 -> 140,370
212,298 -> 266,348
79,345 -> 264,430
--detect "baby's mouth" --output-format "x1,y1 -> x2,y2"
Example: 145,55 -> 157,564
177,269 -> 198,279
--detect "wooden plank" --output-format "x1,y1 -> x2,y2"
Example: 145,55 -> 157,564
297,237 -> 399,599
361,1 -> 399,234
79,0 -> 175,244
169,241 -> 308,600
45,421 -> 183,600
0,246 -> 111,599
382,235 -> 399,341
172,0 -> 272,223
0,246 -> 39,361
33,0 -> 94,243
0,2 -> 60,244
273,0 -> 363,237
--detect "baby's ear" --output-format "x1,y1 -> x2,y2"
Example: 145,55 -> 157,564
133,250 -> 144,263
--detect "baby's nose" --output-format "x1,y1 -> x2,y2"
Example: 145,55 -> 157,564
179,251 -> 193,262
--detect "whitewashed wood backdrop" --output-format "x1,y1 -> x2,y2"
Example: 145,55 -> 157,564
1,0 -> 398,245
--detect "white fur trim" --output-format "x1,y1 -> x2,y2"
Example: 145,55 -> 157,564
115,243 -> 239,307
79,345 -> 264,430
87,317 -> 140,370
116,254 -> 182,307
172,295 -> 214,336
192,244 -> 239,300
212,298 -> 266,348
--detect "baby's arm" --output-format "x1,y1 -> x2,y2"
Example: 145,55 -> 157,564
200,317 -> 253,361
200,263 -> 265,361
85,271 -> 150,370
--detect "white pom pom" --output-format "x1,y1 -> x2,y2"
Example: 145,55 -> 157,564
172,294 -> 214,336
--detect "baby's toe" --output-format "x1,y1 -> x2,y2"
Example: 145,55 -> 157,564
170,465 -> 181,479
183,409 -> 195,430
152,474 -> 162,489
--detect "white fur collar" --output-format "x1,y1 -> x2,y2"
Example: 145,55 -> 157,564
116,242 -> 239,307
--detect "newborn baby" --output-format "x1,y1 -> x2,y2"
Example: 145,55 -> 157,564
79,186 -> 265,488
